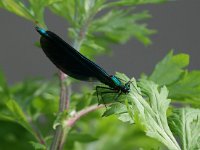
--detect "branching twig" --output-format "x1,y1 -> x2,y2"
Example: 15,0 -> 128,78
66,104 -> 105,127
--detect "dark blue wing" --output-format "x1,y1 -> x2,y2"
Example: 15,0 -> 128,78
36,27 -> 111,84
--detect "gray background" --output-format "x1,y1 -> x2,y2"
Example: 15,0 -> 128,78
0,0 -> 200,84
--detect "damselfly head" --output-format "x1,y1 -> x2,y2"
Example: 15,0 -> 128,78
121,82 -> 130,94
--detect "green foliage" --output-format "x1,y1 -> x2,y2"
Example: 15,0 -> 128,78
0,0 -> 34,21
1,0 -> 162,57
50,0 -> 159,56
149,51 -> 189,85
1,0 -> 200,150
0,69 -> 164,150
67,114 -> 163,150
169,108 -> 200,150
0,74 -> 59,149
149,51 -> 200,106
0,121 -> 34,150
89,10 -> 154,45
168,71 -> 200,106
133,79 -> 180,150
107,75 -> 181,150
0,0 -> 60,26
102,103 -> 134,124
105,72 -> 200,149
5,99 -> 36,137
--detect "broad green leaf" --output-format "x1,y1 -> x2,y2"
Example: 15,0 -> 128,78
149,51 -> 189,85
169,108 -> 200,150
168,71 -> 200,106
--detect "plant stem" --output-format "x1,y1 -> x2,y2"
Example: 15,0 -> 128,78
50,71 -> 69,150
66,104 -> 105,127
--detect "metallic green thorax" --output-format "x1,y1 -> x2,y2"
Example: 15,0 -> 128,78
111,76 -> 122,86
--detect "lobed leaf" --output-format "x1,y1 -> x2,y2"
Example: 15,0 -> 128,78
149,51 -> 189,85
168,71 -> 200,106
101,72 -> 181,149
149,51 -> 200,106
50,0 -> 158,57
89,10 -> 154,45
169,108 -> 200,150
131,79 -> 181,149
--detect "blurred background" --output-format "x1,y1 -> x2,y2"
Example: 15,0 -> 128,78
0,0 -> 200,84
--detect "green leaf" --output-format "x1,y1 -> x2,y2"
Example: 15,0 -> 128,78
103,0 -> 167,8
29,141 -> 46,150
102,103 -> 127,117
149,51 -> 189,85
0,0 -> 34,21
102,103 -> 134,124
0,0 -> 59,26
80,40 -> 106,58
168,71 -> 200,105
101,73 -> 180,149
5,99 -> 37,138
149,51 -> 200,106
90,10 -> 154,45
169,108 -> 200,150
129,79 -> 181,150
10,78 -> 59,114
49,0 -> 78,25
28,0 -> 60,26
